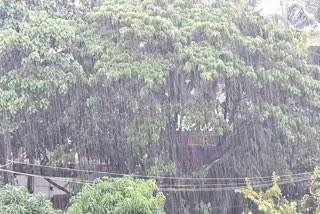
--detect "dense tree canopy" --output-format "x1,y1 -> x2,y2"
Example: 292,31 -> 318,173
1,0 -> 320,212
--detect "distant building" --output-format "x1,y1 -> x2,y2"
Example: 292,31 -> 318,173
12,175 -> 71,210
10,162 -> 109,209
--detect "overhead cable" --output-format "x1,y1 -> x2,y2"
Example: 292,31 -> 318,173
0,168 -> 312,192
158,176 -> 311,192
0,168 -> 92,185
8,160 -> 313,181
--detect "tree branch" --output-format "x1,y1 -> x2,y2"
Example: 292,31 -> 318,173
44,177 -> 71,196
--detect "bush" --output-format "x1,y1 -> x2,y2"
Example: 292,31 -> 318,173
66,177 -> 165,214
0,185 -> 55,214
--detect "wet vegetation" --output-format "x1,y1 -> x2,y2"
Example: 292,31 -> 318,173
1,0 -> 320,213
0,185 -> 55,214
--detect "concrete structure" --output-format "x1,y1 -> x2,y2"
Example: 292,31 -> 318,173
14,175 -> 70,198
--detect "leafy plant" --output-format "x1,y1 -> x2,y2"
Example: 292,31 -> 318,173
0,185 -> 55,214
236,173 -> 298,214
66,177 -> 165,214
147,157 -> 176,176
236,168 -> 320,214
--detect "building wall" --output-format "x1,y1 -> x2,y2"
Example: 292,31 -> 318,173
14,175 -> 69,198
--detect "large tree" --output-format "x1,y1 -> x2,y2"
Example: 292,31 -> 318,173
1,0 -> 320,212
0,0 -> 81,189
76,1 -> 320,211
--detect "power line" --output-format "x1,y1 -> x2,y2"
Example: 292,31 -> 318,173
0,167 -> 312,192
1,170 -> 315,212
158,174 -> 312,188
159,176 -> 311,192
0,161 -> 13,168
0,168 -> 92,185
5,166 -> 311,190
5,160 -> 314,192
4,162 -> 311,189
0,166 -> 314,211
159,174 -> 311,188
8,160 -> 313,181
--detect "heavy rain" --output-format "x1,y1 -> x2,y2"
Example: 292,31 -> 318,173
1,0 -> 320,213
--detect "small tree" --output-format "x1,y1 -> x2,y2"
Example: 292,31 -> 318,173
0,185 -> 55,214
66,177 -> 165,214
236,168 -> 320,214
235,173 -> 298,214
300,167 -> 320,213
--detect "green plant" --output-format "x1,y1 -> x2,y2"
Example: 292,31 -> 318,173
235,173 -> 298,214
66,177 -> 165,214
236,167 -> 320,214
147,157 -> 176,176
0,185 -> 55,214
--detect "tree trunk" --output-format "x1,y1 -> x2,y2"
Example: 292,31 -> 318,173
0,135 -> 9,184
27,157 -> 34,193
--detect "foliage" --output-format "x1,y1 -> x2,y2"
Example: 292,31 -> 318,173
236,167 -> 320,214
47,144 -> 76,166
236,173 -> 298,214
0,0 -> 81,115
196,201 -> 213,214
299,167 -> 320,213
1,0 -> 320,212
183,201 -> 212,214
0,185 -> 55,214
66,177 -> 165,214
147,157 -> 176,176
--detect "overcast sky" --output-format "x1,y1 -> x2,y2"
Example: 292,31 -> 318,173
257,0 -> 283,15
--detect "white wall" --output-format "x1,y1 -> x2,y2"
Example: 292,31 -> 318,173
14,175 -> 70,198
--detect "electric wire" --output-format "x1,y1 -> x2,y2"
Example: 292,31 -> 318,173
0,168 -> 92,185
159,174 -> 312,188
0,167 -> 312,192
0,161 -> 13,168
8,159 -> 313,181
158,174 -> 312,188
0,167 -> 314,211
158,176 -> 311,192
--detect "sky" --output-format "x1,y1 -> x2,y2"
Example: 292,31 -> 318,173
257,0 -> 283,16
